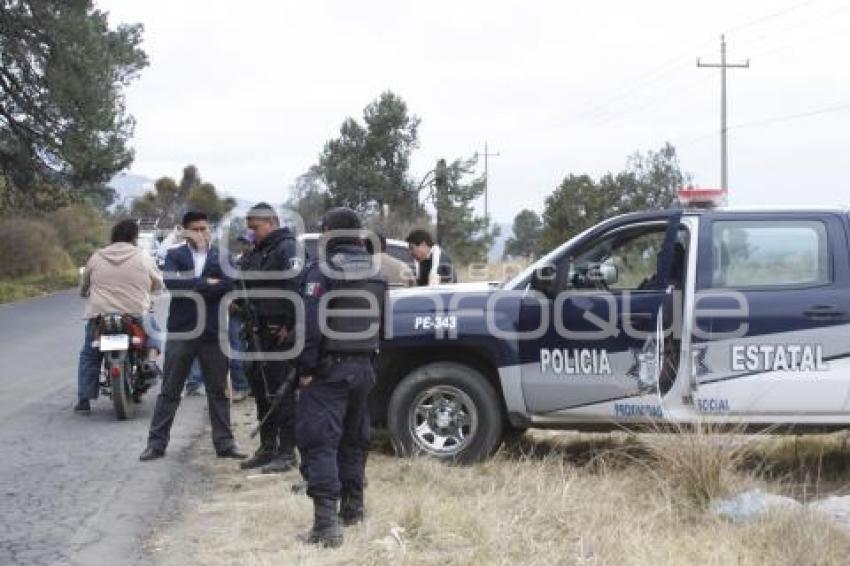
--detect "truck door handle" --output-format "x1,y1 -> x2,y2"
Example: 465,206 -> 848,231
803,305 -> 846,319
621,312 -> 653,320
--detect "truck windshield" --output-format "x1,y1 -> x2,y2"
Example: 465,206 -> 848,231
504,223 -> 599,290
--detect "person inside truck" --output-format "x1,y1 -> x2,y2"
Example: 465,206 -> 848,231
406,229 -> 457,286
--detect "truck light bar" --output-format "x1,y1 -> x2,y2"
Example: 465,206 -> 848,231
677,187 -> 727,209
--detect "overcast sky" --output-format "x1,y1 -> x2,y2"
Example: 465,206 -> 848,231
102,0 -> 850,223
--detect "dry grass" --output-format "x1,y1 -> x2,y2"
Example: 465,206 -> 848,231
633,423 -> 758,509
146,417 -> 850,566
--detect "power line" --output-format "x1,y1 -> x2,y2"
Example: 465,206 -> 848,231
587,76 -> 714,128
569,51 -> 703,123
557,0 -> 843,132
747,23 -> 850,59
677,101 -> 850,148
731,101 -> 850,130
581,16 -> 847,130
566,1 -> 837,126
731,1 -> 850,52
725,0 -> 824,35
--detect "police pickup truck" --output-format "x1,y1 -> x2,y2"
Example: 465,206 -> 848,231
373,204 -> 850,462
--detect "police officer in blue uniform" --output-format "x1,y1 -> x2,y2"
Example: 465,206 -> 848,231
296,207 -> 387,548
238,203 -> 303,473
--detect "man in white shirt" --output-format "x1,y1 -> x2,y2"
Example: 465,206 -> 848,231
405,229 -> 457,286
140,211 -> 245,461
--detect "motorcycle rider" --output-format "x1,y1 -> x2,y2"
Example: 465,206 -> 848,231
238,203 -> 303,474
76,219 -> 164,414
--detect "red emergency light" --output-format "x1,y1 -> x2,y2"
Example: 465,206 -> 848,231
677,187 -> 727,209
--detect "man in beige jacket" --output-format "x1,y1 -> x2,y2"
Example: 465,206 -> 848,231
76,219 -> 164,413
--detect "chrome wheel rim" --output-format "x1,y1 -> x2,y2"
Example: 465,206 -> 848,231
408,385 -> 477,456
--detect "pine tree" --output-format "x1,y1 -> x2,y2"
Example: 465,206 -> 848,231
435,155 -> 499,266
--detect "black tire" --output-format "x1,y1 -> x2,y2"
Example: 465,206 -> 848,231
387,361 -> 503,464
111,359 -> 134,420
502,425 -> 528,441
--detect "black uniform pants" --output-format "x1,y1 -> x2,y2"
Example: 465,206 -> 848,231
147,336 -> 234,453
296,355 -> 374,500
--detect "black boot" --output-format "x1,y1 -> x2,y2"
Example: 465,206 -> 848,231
240,445 -> 276,470
339,487 -> 365,526
261,448 -> 297,474
299,498 -> 343,548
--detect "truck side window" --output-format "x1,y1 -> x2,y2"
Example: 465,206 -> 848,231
711,220 -> 829,288
564,223 -> 667,291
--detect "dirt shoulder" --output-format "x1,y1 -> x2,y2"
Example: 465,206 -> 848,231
146,408 -> 850,566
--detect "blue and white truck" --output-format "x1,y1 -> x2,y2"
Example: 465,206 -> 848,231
373,204 -> 850,462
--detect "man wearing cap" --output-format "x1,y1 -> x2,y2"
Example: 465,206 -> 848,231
238,203 -> 303,473
295,207 -> 387,548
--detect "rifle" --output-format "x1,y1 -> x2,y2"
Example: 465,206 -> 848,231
235,276 -> 271,397
236,276 -> 298,439
249,365 -> 297,438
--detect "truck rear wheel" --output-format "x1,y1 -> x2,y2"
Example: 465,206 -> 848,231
387,361 -> 503,464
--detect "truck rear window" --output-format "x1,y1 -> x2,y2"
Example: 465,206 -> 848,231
711,220 -> 829,288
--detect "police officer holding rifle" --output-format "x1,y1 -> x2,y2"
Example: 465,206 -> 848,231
238,203 -> 303,474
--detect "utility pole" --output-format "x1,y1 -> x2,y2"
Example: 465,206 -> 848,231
433,158 -> 448,244
477,142 -> 500,219
698,34 -> 749,192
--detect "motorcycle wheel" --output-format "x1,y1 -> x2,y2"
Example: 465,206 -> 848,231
111,358 -> 135,420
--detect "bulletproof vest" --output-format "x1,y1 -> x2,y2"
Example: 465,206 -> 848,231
322,251 -> 387,354
242,229 -> 303,325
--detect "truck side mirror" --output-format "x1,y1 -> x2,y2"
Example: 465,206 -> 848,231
531,264 -> 558,297
587,263 -> 619,286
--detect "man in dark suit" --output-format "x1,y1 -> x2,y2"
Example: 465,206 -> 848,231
140,211 -> 245,461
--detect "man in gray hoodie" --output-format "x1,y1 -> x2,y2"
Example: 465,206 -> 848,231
76,219 -> 164,413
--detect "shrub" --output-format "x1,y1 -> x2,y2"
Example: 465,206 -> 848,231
46,204 -> 108,265
0,217 -> 73,279
640,422 -> 757,509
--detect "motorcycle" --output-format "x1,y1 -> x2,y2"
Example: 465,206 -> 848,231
92,313 -> 157,419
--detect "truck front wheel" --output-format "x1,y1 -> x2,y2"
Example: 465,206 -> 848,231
387,361 -> 503,464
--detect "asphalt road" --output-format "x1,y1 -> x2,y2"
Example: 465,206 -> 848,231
0,290 -> 208,565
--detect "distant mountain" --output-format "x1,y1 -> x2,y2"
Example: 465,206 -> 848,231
108,172 -> 154,208
489,222 -> 512,263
